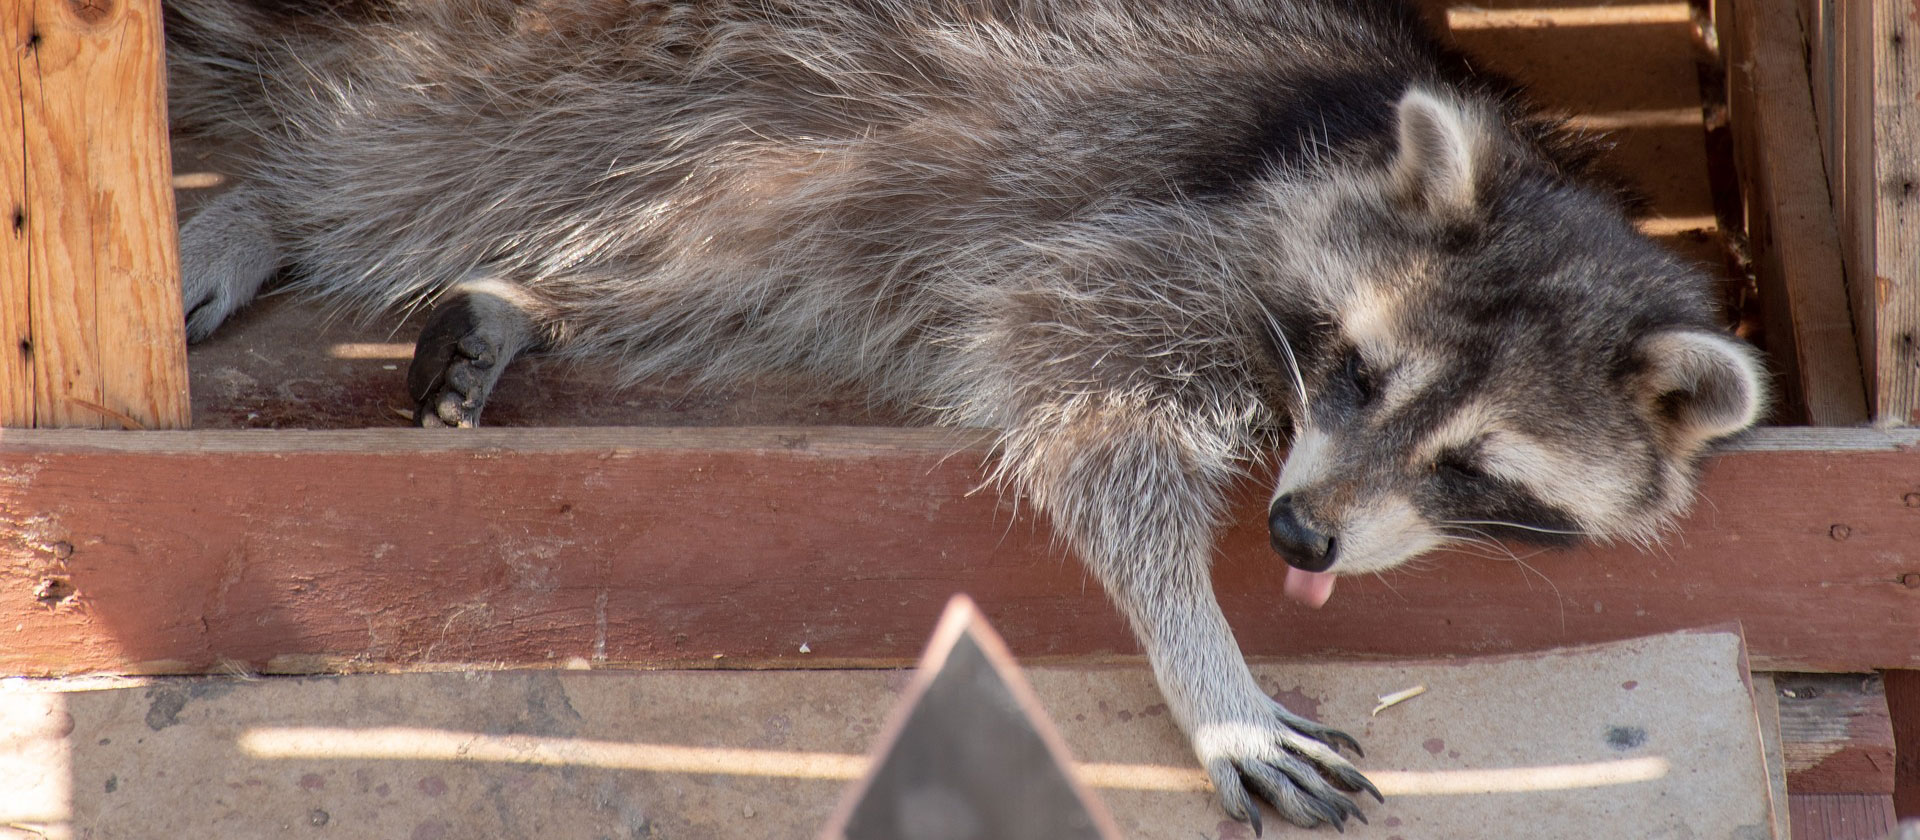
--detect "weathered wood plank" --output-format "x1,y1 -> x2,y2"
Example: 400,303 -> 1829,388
1842,0 -> 1877,421
4,0 -> 187,429
1818,0 -> 1920,425
1,2 -> 32,424
1775,673 -> 1898,794
2,426 -> 1917,676
1888,669 -> 1920,818
1725,0 -> 1868,424
1791,794 -> 1898,840
1869,0 -> 1920,424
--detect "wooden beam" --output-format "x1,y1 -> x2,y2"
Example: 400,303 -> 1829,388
0,425 -> 1912,675
1,426 -> 1919,677
1725,0 -> 1868,424
1,0 -> 188,429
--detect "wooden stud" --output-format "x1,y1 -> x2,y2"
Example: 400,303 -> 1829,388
2,426 -> 1919,676
1817,0 -> 1920,424
1888,670 -> 1920,818
2,0 -> 35,423
1,0 -> 188,429
1869,0 -> 1920,424
1726,0 -> 1869,424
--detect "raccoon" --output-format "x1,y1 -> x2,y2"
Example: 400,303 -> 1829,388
166,0 -> 1766,831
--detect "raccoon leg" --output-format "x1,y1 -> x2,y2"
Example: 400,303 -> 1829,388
406,276 -> 545,428
179,186 -> 283,342
1002,403 -> 1380,832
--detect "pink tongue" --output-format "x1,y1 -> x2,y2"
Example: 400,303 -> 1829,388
1284,568 -> 1337,608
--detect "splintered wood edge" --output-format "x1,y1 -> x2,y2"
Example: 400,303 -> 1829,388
819,595 -> 1124,840
1753,674 -> 1794,840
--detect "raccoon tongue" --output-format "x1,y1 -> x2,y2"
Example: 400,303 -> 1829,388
1283,568 -> 1337,608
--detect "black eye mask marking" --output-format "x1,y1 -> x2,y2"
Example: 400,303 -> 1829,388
1425,445 -> 1583,547
1345,348 -> 1378,405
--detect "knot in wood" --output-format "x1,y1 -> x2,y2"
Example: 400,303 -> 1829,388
1829,524 -> 1852,541
67,0 -> 115,24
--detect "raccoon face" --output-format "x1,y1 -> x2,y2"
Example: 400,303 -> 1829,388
1261,89 -> 1765,604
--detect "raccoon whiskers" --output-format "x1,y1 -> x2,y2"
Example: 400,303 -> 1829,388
1435,524 -> 1549,567
1438,524 -> 1564,625
1253,294 -> 1310,416
1434,529 -> 1518,562
1439,519 -> 1595,538
1369,570 -> 1406,600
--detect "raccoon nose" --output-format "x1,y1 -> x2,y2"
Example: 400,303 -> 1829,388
1268,495 -> 1337,572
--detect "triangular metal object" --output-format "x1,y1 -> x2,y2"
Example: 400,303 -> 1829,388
820,595 -> 1124,840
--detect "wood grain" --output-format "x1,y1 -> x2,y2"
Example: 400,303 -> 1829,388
1775,673 -> 1898,794
1756,673 -> 1796,840
2,426 -> 1918,676
1843,0 -> 1878,419
1791,794 -> 1899,840
1726,0 -> 1868,424
3,0 -> 187,429
1888,669 -> 1920,817
1,1 -> 32,425
1870,0 -> 1920,424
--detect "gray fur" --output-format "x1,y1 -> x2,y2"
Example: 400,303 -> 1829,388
179,186 -> 280,342
166,0 -> 1766,830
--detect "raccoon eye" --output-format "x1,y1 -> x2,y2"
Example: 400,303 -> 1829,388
1434,450 -> 1486,483
1344,349 -> 1378,404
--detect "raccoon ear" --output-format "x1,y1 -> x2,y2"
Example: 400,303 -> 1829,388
1390,88 -> 1484,217
1636,330 -> 1767,448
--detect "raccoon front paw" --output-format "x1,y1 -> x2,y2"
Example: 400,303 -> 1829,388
1196,703 -> 1380,834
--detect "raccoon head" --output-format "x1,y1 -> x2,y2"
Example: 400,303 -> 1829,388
1261,88 -> 1766,606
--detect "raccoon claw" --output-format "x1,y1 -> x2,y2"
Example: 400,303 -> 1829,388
1197,708 -> 1376,832
1276,707 -> 1365,759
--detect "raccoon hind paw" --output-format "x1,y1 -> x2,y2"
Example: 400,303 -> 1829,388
178,187 -> 282,343
406,278 -> 542,428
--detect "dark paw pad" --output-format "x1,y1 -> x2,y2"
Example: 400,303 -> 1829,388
407,296 -> 505,428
